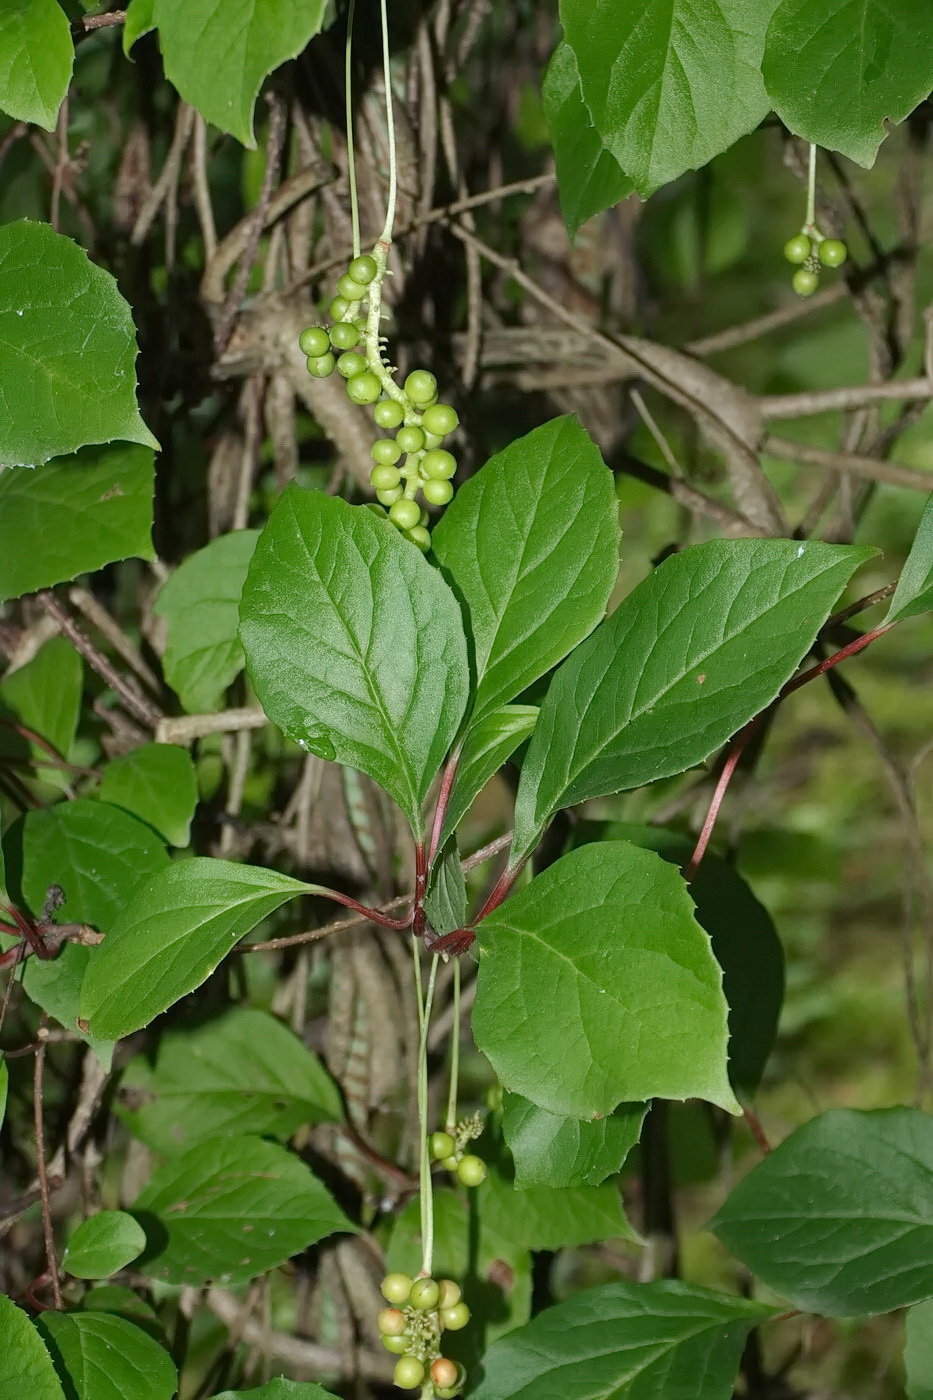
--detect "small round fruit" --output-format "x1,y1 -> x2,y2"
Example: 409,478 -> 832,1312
423,431 -> 443,450
346,371 -> 382,405
421,449 -> 456,481
430,1131 -> 456,1161
792,267 -> 820,298
436,1387 -> 461,1399
422,403 -> 459,437
389,498 -> 422,531
437,1279 -> 461,1309
818,237 -> 847,268
423,478 -> 454,506
337,351 -> 367,379
381,1272 -> 413,1305
365,502 -> 387,518
440,1302 -> 470,1331
348,253 -> 378,285
408,1277 -> 440,1310
396,425 -> 425,454
337,273 -> 368,302
373,399 -> 405,429
372,438 -> 403,467
377,486 -> 404,507
378,1308 -> 408,1337
431,1359 -> 459,1389
783,234 -> 811,265
298,326 -> 330,357
406,525 -> 431,552
306,352 -> 336,378
329,296 -> 351,321
404,369 -> 437,405
329,321 -> 361,351
441,1154 -> 460,1172
382,1333 -> 410,1355
457,1155 -> 487,1187
371,463 -> 402,491
394,1356 -> 425,1390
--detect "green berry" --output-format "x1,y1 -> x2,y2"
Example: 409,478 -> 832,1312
371,464 -> 402,491
422,403 -> 459,436
406,525 -> 431,552
337,273 -> 368,302
783,234 -> 811,265
298,326 -> 330,357
381,1273 -> 413,1305
440,1302 -> 470,1331
431,1359 -> 459,1389
346,371 -> 382,405
329,321 -> 361,351
422,478 -> 453,506
373,399 -> 405,429
818,237 -> 847,268
430,1131 -> 456,1160
389,498 -> 421,531
365,502 -> 387,518
437,1279 -> 461,1309
348,253 -> 378,285
382,1334 -> 410,1355
306,353 -> 336,378
408,1277 -> 440,1310
422,449 -> 456,480
404,369 -> 437,405
457,1155 -> 486,1187
372,438 -> 402,467
337,351 -> 367,379
441,1154 -> 460,1172
378,1307 -> 408,1336
329,296 -> 351,321
792,267 -> 820,298
394,1357 -> 425,1390
436,1387 -> 462,1399
423,431 -> 443,450
377,486 -> 404,507
396,425 -> 425,454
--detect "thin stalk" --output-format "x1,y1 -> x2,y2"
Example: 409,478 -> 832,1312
427,746 -> 462,867
378,0 -> 398,245
444,959 -> 461,1134
344,0 -> 360,258
805,142 -> 817,232
411,939 -> 440,1278
309,883 -> 412,930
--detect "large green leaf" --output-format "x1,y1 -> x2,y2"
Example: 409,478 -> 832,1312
763,0 -> 933,167
210,1382 -> 340,1399
152,0 -> 329,146
559,0 -> 774,198
123,0 -> 155,54
473,842 -> 738,1118
482,1152 -> 638,1248
710,1107 -> 933,1315
133,1134 -> 353,1286
543,41 -> 634,239
439,705 -> 538,847
502,1094 -> 646,1190
0,222 -> 156,467
99,743 -> 198,847
512,539 -> 874,862
0,0 -> 72,130
0,444 -> 155,604
471,1279 -> 773,1400
0,1294 -> 66,1400
117,1006 -> 343,1154
79,859 -> 310,1040
424,839 -> 468,937
62,1212 -> 148,1280
36,1311 -> 177,1400
154,529 -> 260,714
240,487 -> 469,834
0,636 -> 82,782
888,494 -> 933,623
432,417 -> 618,724
906,1298 -> 933,1399
23,946 -> 115,1069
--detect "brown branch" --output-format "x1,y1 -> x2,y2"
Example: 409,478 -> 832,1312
155,705 -> 267,745
68,586 -> 162,695
72,9 -> 126,36
760,375 -> 933,420
130,102 -> 194,246
34,1029 -> 63,1309
617,454 -> 764,537
37,590 -> 162,729
685,284 -> 847,357
763,435 -> 933,493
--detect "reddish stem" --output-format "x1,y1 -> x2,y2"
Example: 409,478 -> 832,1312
427,748 -> 461,867
412,843 -> 427,938
474,860 -> 523,924
743,1104 -> 772,1155
314,887 -> 411,931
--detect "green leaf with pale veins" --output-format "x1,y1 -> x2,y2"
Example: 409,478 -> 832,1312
0,1294 -> 66,1400
711,1106 -> 933,1316
763,0 -> 933,167
79,859 -> 310,1040
906,1298 -> 933,1399
62,1212 -> 147,1280
512,539 -> 875,863
503,1093 -> 647,1190
0,222 -> 157,467
0,635 -> 82,782
23,946 -> 116,1069
432,416 -> 618,724
888,494 -> 933,623
0,0 -> 72,130
424,839 -> 468,937
482,1154 -> 639,1248
439,705 -> 537,847
473,842 -> 738,1119
470,1279 -> 773,1400
99,743 -> 198,847
133,1134 -> 353,1286
154,530 -> 260,714
240,487 -> 469,835
152,0 -> 329,146
543,41 -> 634,239
36,1311 -> 177,1400
559,0 -> 774,198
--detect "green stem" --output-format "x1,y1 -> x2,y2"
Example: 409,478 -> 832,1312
344,0 -> 360,259
378,0 -> 398,246
805,142 -> 817,234
412,941 -> 440,1278
444,958 -> 461,1134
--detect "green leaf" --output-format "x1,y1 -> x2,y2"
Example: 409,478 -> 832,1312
133,1134 -> 353,1286
152,0 -> 328,146
76,1286 -> 163,1340
482,1153 -> 639,1248
0,636 -> 82,781
99,743 -> 198,847
473,842 -> 739,1118
0,1058 -> 7,1132
512,539 -> 874,862
0,1297 -> 65,1398
543,41 -> 634,239
123,0 -> 155,54
470,1279 -> 772,1400
424,840 -> 467,937
36,1311 -> 177,1400
0,222 -> 157,467
240,487 -> 469,834
117,1006 -> 343,1155
0,444 -> 155,605
209,1383 -> 340,1400
502,1094 -> 647,1189
710,1107 -> 933,1315
79,858 -> 310,1040
906,1298 -> 933,1400
888,494 -> 933,622
559,0 -> 773,198
154,529 -> 260,714
62,1212 -> 148,1280
763,0 -> 933,167
440,705 -> 538,847
432,416 -> 618,723
23,946 -> 115,1070
0,0 -> 72,130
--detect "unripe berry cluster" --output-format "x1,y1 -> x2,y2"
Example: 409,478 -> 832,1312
298,250 -> 461,553
429,1115 -> 487,1186
783,229 -> 847,298
379,1272 -> 470,1396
